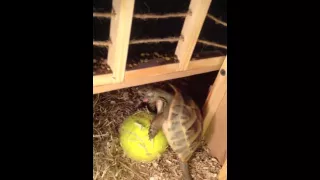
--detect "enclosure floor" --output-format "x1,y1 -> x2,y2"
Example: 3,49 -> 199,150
93,80 -> 221,180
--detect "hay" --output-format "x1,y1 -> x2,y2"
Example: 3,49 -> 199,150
93,83 -> 221,180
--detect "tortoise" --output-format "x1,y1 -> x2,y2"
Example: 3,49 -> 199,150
139,84 -> 203,180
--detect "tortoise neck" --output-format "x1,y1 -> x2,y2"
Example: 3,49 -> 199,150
155,89 -> 173,103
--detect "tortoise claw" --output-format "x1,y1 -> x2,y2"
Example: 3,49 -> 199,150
148,128 -> 157,140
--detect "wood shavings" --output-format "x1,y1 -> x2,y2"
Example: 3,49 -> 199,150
93,83 -> 222,180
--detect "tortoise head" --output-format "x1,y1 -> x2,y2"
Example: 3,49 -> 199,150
137,86 -> 160,104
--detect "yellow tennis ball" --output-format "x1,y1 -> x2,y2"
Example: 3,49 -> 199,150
119,111 -> 168,162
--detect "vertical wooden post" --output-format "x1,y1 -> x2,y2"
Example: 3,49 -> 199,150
202,56 -> 227,165
107,0 -> 135,83
202,56 -> 227,136
218,160 -> 227,180
175,0 -> 212,71
206,92 -> 227,164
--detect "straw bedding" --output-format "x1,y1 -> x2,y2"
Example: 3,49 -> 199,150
93,81 -> 221,180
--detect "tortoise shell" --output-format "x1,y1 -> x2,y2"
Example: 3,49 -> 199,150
162,84 -> 203,162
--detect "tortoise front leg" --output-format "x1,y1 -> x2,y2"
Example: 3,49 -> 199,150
148,112 -> 165,140
149,99 -> 166,140
155,98 -> 165,114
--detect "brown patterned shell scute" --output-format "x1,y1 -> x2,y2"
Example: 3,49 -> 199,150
162,88 -> 203,162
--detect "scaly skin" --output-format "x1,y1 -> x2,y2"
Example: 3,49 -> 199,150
138,86 -> 173,139
139,84 -> 202,180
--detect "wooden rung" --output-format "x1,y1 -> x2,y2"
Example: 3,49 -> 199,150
175,0 -> 212,71
202,56 -> 227,136
93,56 -> 225,93
107,0 -> 135,83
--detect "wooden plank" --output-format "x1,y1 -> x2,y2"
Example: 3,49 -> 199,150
93,56 -> 225,94
202,56 -> 227,136
218,160 -> 227,180
93,73 -> 114,86
175,0 -> 212,71
188,57 -> 223,69
205,92 -> 227,164
107,0 -> 135,83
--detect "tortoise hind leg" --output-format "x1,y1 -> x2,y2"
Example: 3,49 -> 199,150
179,160 -> 192,180
148,113 -> 165,140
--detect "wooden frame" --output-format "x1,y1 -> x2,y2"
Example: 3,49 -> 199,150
107,0 -> 135,83
202,56 -> 227,136
93,0 -> 222,94
218,160 -> 227,180
201,57 -> 227,180
175,0 -> 212,71
93,56 -> 225,93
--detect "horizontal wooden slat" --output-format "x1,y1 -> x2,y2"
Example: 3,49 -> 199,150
93,56 -> 225,94
93,73 -> 115,87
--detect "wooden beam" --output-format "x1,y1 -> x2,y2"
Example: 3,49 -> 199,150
93,73 -> 114,87
107,0 -> 135,83
93,56 -> 225,94
205,92 -> 227,164
175,0 -> 212,71
202,56 -> 227,136
218,160 -> 227,180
